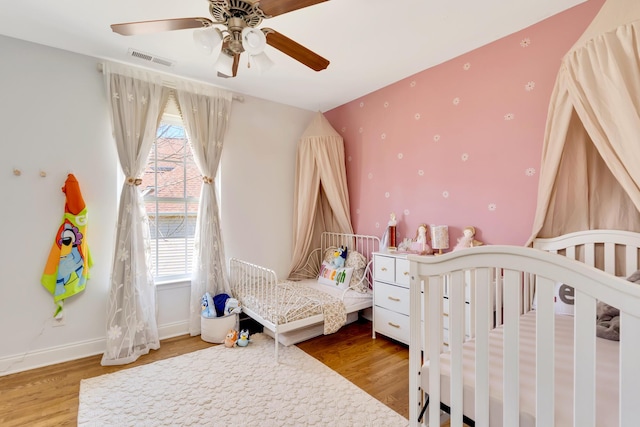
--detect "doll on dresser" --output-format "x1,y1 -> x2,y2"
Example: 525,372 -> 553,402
454,226 -> 483,251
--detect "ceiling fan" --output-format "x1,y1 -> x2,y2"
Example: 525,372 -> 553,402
111,0 -> 330,78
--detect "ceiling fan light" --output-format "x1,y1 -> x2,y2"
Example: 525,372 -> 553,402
241,27 -> 266,55
215,51 -> 235,76
193,27 -> 223,54
251,52 -> 274,73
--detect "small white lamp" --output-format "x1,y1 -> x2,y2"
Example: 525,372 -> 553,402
430,225 -> 449,255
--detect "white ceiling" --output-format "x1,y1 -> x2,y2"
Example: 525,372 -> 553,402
0,0 -> 587,111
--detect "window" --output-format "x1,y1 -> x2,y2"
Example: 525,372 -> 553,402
142,114 -> 200,280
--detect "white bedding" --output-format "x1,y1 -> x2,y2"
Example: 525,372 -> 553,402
262,279 -> 372,346
423,310 -> 619,427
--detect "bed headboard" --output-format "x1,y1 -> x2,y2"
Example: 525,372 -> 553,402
288,232 -> 380,286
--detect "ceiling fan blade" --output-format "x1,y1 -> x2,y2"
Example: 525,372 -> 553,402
264,29 -> 329,72
258,0 -> 328,17
111,17 -> 213,36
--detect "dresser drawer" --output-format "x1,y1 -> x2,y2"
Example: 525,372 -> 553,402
374,306 -> 410,344
395,258 -> 411,287
375,282 -> 410,313
374,254 -> 396,282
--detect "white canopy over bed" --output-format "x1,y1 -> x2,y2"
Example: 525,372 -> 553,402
287,112 -> 353,279
528,0 -> 640,243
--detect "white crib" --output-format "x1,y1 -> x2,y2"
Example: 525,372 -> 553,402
408,230 -> 640,427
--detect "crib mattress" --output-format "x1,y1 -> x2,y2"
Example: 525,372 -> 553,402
422,310 -> 620,427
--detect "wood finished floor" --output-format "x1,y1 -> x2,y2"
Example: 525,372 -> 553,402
0,318 -> 411,426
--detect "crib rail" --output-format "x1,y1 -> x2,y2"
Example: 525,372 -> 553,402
533,229 -> 640,276
408,245 -> 640,427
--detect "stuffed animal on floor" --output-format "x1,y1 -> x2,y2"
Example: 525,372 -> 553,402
201,292 -> 217,318
330,246 -> 348,269
237,329 -> 250,347
224,329 -> 238,347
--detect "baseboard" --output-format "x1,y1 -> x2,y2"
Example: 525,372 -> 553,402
0,320 -> 190,376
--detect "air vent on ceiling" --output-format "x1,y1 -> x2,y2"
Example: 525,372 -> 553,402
127,48 -> 175,67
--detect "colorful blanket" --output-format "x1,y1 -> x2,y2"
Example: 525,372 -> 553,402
41,174 -> 92,317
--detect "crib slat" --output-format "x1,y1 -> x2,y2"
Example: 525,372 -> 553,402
584,243 -> 595,267
503,269 -> 521,426
604,242 -> 615,275
565,246 -> 576,260
625,246 -> 637,277
450,271 -> 465,426
535,276 -> 555,427
474,268 -> 490,427
620,312 -> 640,427
429,275 -> 443,427
574,290 -> 596,427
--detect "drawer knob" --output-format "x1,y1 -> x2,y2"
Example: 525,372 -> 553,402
403,271 -> 409,276
381,267 -> 388,272
387,296 -> 401,302
388,322 -> 400,328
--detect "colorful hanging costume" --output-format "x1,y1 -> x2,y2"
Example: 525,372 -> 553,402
41,174 -> 92,317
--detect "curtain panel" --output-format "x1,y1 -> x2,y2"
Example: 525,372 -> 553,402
101,63 -> 170,365
175,81 -> 233,336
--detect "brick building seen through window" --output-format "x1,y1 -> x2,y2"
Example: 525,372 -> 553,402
141,121 -> 201,280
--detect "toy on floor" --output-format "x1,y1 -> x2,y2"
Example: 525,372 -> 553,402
224,329 -> 238,347
237,329 -> 250,347
201,292 -> 217,318
329,246 -> 348,269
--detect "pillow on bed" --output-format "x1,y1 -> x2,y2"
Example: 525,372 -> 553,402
317,261 -> 354,290
345,250 -> 368,293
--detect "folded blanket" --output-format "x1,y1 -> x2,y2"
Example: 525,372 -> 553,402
596,270 -> 640,341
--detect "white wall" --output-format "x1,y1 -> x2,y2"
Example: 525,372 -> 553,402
0,35 -> 313,375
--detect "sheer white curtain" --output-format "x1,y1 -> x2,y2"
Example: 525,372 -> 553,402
175,81 -> 233,335
101,63 -> 170,365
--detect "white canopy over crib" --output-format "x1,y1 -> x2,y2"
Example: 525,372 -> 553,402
529,0 -> 640,241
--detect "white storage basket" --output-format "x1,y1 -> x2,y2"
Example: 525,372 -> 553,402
201,313 -> 238,344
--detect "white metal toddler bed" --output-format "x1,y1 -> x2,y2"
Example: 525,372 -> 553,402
229,232 -> 379,361
407,229 -> 640,427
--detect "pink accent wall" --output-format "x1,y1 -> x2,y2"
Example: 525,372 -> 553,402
325,0 -> 605,248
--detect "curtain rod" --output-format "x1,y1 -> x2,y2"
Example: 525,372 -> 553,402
96,62 -> 244,102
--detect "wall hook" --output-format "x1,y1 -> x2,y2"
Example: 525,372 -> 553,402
13,168 -> 21,176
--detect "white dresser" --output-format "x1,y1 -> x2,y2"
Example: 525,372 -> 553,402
373,251 -> 473,347
372,251 -> 412,344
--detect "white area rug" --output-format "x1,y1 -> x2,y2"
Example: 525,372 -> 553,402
78,333 -> 408,426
